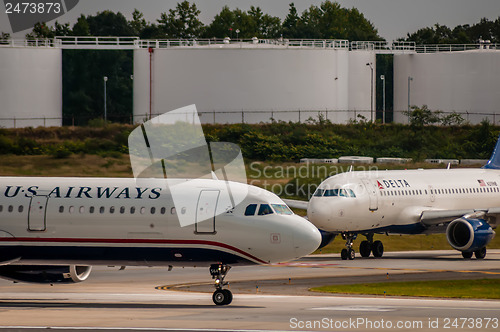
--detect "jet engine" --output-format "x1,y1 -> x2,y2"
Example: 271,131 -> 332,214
446,217 -> 495,253
318,229 -> 336,249
0,265 -> 92,283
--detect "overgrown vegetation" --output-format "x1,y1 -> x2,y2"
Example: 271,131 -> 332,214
0,119 -> 498,162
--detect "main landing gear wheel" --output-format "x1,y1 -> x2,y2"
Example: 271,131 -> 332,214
359,240 -> 371,258
474,247 -> 487,259
372,240 -> 384,258
210,264 -> 232,305
340,233 -> 357,260
462,251 -> 473,259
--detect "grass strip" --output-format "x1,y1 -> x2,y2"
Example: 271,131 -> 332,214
311,279 -> 500,299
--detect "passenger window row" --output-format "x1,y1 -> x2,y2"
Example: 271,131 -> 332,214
0,205 -> 176,215
380,186 -> 499,197
381,189 -> 424,196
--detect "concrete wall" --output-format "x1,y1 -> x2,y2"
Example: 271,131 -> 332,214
133,47 -> 375,124
348,50 -> 375,121
394,50 -> 500,124
0,47 -> 62,128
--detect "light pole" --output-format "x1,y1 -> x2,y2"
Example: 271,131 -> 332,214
103,76 -> 108,122
407,76 -> 413,122
130,75 -> 134,124
366,62 -> 374,122
380,74 -> 385,124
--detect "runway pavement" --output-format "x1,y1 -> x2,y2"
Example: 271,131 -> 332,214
0,250 -> 499,331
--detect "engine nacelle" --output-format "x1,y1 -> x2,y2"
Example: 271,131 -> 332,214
446,218 -> 495,252
318,229 -> 336,249
0,265 -> 92,284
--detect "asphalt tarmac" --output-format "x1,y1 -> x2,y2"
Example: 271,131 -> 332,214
0,250 -> 499,331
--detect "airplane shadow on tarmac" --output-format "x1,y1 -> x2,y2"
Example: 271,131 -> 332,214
0,301 -> 260,310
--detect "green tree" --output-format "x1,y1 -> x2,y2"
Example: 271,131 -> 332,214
291,1 -> 381,40
0,32 -> 10,42
157,1 -> 204,38
72,15 -> 90,36
25,22 -> 55,39
204,6 -> 281,39
86,11 -> 135,36
402,17 -> 500,44
129,9 -> 148,36
282,3 -> 300,38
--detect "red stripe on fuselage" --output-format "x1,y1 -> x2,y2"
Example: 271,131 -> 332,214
0,237 -> 268,265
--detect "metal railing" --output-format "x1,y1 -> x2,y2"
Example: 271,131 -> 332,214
135,38 -> 350,49
350,41 -> 416,52
0,38 -> 59,47
2,37 -> 499,54
415,43 -> 500,53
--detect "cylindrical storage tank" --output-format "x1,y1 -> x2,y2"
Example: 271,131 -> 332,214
394,50 -> 500,124
0,46 -> 62,128
134,45 -> 357,124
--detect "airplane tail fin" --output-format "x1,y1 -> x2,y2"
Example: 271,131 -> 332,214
482,135 -> 500,169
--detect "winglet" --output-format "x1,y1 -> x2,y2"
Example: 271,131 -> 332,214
482,135 -> 500,169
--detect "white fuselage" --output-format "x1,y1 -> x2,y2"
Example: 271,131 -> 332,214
0,177 -> 320,266
308,168 -> 500,233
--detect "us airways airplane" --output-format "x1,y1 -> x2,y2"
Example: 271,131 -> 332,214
295,137 -> 500,261
0,177 -> 321,305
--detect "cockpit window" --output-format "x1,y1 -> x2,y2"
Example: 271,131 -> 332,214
271,204 -> 293,215
320,188 -> 356,198
324,189 -> 339,196
313,189 -> 324,197
244,204 -> 257,216
258,204 -> 274,215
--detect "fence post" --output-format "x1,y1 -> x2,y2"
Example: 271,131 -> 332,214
213,111 -> 215,124
298,109 -> 301,123
241,110 -> 244,123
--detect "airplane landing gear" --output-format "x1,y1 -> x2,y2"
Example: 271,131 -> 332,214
359,234 -> 384,258
340,233 -> 357,260
210,263 -> 232,305
461,247 -> 486,259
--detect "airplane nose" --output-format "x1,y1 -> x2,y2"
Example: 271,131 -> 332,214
307,198 -> 331,229
292,216 -> 322,258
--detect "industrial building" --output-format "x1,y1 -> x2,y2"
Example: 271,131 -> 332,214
0,38 -> 498,127
394,44 -> 500,124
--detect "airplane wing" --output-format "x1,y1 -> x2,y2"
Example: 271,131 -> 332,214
282,199 -> 308,210
420,208 -> 500,228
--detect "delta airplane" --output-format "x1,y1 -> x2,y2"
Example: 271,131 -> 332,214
0,177 -> 321,305
292,137 -> 500,261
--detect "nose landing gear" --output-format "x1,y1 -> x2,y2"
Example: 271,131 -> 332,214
210,264 -> 232,305
340,233 -> 357,260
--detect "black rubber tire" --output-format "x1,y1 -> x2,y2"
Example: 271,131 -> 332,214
348,248 -> 355,260
462,251 -> 473,259
222,289 -> 233,305
340,249 -> 348,260
372,240 -> 384,258
359,240 -> 371,257
474,247 -> 486,260
213,289 -> 229,305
